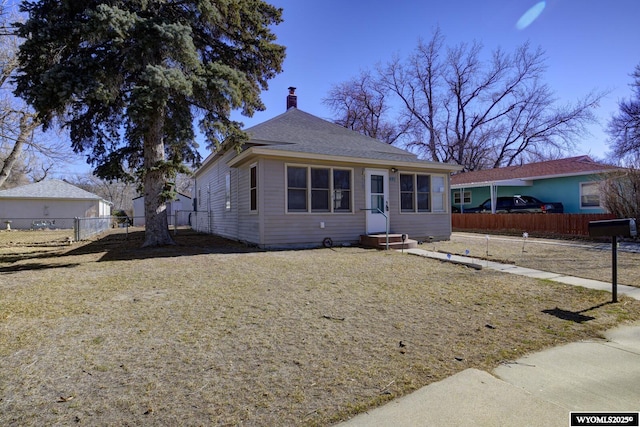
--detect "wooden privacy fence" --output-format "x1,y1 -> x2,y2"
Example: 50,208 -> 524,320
452,213 -> 617,237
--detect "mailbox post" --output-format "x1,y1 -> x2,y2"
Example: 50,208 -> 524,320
588,218 -> 637,302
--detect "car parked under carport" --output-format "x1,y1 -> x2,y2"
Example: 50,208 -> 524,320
457,195 -> 564,213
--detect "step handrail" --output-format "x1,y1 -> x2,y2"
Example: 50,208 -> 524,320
360,208 -> 389,250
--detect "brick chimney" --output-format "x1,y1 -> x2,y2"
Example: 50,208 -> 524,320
286,86 -> 297,110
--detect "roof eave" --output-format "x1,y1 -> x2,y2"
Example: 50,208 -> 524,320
0,195 -> 103,200
195,138 -> 287,177
451,168 -> 619,188
522,169 -> 621,181
227,147 -> 463,172
452,179 -> 533,189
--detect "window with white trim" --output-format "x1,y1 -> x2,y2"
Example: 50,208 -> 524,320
580,182 -> 601,208
333,169 -> 351,212
225,172 -> 231,211
311,168 -> 330,211
250,165 -> 257,211
453,190 -> 471,205
400,173 -> 430,212
287,166 -> 307,212
432,175 -> 445,212
287,165 -> 352,213
400,173 -> 447,212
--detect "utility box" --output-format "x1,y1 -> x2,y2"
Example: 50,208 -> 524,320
588,218 -> 637,238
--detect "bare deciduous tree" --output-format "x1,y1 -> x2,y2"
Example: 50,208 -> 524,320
0,4 -> 37,188
68,174 -> 138,214
600,65 -> 640,220
0,1 -> 75,188
323,71 -> 407,144
67,170 -> 192,220
608,64 -> 640,163
328,28 -> 604,172
387,29 -> 604,171
600,164 -> 640,220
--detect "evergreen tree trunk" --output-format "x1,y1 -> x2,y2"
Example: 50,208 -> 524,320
142,113 -> 175,247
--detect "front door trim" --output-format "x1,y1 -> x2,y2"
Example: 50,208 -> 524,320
365,168 -> 389,234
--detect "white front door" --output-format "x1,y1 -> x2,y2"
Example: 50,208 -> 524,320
365,169 -> 389,234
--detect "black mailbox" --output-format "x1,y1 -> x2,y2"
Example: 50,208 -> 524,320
588,218 -> 637,238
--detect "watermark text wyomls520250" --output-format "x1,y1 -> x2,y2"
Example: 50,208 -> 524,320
570,412 -> 639,427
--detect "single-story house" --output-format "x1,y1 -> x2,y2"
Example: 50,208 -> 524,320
192,89 -> 462,249
132,193 -> 193,227
451,156 -> 619,213
0,179 -> 111,229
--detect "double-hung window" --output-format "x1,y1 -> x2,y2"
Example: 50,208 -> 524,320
333,169 -> 351,212
400,173 -> 431,212
453,190 -> 471,205
287,166 -> 307,212
400,174 -> 415,211
580,182 -> 601,208
287,165 -> 352,213
311,168 -> 330,211
431,175 -> 445,212
399,173 -> 446,212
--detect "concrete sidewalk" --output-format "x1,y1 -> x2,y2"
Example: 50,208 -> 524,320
336,324 -> 640,426
335,250 -> 640,426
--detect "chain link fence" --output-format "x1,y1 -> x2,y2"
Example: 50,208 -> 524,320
189,210 -> 212,234
2,212 -> 195,243
0,216 -> 111,244
130,210 -> 193,228
74,216 -> 112,241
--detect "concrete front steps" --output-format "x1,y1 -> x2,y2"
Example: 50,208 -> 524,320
360,233 -> 418,250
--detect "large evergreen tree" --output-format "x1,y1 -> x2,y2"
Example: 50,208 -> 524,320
14,0 -> 285,246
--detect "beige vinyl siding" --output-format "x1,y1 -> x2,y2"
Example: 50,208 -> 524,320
390,213 -> 452,241
259,159 -> 366,247
254,160 -> 452,247
388,170 -> 452,240
193,150 -> 239,240
195,152 -> 454,247
237,161 -> 260,244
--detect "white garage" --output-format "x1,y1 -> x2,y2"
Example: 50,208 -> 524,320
0,179 -> 111,229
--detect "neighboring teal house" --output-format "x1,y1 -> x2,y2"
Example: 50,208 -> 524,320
451,156 -> 619,213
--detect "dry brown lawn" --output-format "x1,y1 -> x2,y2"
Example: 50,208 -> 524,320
432,232 -> 640,287
1,228 -> 640,426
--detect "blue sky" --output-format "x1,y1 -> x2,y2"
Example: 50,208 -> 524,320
227,0 -> 639,158
59,0 -> 639,176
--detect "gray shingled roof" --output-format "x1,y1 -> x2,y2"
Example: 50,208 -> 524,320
0,179 -> 104,200
244,108 -> 425,163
